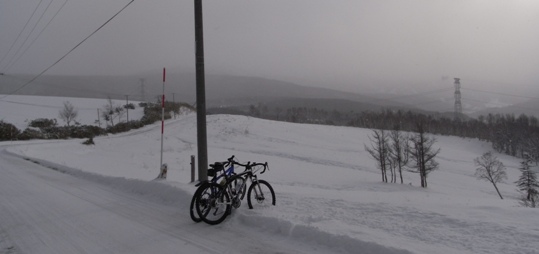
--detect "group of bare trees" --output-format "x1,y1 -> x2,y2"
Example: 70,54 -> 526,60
474,151 -> 539,207
365,122 -> 440,188
366,122 -> 539,207
58,98 -> 126,128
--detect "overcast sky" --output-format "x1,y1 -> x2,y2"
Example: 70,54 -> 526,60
1,0 -> 538,94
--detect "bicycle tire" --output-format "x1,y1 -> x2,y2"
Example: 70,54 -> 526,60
190,195 -> 202,222
189,183 -> 209,223
195,182 -> 231,225
247,179 -> 276,209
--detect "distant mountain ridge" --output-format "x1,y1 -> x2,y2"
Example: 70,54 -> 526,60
2,72 -> 537,118
0,72 -> 406,109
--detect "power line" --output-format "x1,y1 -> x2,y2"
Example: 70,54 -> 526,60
367,87 -> 454,109
462,87 -> 539,100
0,98 -> 96,110
0,73 -> 147,99
4,0 -> 70,73
0,0 -> 135,100
0,0 -> 44,69
462,96 -> 539,113
0,95 -> 144,112
374,87 -> 454,103
0,74 -> 113,97
3,0 -> 55,72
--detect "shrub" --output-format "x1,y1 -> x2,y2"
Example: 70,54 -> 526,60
18,128 -> 43,140
124,103 -> 135,110
0,121 -> 20,141
82,137 -> 95,145
70,125 -> 105,139
40,126 -> 67,139
29,118 -> 57,128
107,120 -> 145,134
141,104 -> 162,125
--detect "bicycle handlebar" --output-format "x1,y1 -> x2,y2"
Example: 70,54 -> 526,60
248,162 -> 269,174
219,155 -> 270,174
220,155 -> 234,167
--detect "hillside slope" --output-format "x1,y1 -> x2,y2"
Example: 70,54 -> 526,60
4,112 -> 537,254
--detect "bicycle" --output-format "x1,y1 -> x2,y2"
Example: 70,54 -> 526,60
189,156 -> 244,223
195,157 -> 276,225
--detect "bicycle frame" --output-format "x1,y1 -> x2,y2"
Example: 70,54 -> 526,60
223,162 -> 267,206
195,163 -> 235,187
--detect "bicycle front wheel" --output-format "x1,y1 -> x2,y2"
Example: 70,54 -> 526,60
195,182 -> 231,225
190,183 -> 208,223
247,180 -> 276,209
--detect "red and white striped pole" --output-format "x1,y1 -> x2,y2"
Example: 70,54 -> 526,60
160,68 -> 166,173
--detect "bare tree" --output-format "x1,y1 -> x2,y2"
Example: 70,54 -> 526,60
407,122 -> 440,188
102,97 -> 115,126
365,129 -> 391,183
388,127 -> 409,184
101,97 -> 124,127
59,101 -> 78,126
474,151 -> 507,199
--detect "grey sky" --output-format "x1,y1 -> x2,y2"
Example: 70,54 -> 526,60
1,0 -> 538,94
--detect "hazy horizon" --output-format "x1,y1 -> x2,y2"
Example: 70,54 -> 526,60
1,0 -> 539,97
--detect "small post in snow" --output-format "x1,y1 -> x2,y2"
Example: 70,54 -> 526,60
159,68 -> 166,179
190,155 -> 195,182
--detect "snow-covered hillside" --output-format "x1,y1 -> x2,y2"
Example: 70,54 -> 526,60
1,95 -> 538,254
0,95 -> 144,130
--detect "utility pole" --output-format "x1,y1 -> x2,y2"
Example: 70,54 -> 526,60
172,93 -> 176,119
160,68 -> 166,173
194,0 -> 208,181
125,95 -> 129,122
454,78 -> 462,121
97,109 -> 101,127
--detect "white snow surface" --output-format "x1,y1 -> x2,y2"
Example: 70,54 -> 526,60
0,95 -> 144,130
1,95 -> 538,254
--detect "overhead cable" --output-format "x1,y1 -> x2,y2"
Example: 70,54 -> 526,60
462,87 -> 539,100
3,0 -> 55,72
4,0 -> 70,73
0,0 -> 44,70
0,0 -> 135,100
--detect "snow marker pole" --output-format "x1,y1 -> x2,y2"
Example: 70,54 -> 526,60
160,68 -> 165,177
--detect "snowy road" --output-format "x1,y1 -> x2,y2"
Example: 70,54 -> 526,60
0,150 -> 324,254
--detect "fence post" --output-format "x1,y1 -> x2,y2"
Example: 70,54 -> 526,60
190,155 -> 195,182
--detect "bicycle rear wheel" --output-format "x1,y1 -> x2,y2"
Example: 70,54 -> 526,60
247,180 -> 276,209
195,182 -> 231,225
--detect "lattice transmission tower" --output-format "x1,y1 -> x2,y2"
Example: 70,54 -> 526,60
454,78 -> 462,120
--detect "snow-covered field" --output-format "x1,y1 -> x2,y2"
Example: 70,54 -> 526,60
1,95 -> 538,254
0,95 -> 144,130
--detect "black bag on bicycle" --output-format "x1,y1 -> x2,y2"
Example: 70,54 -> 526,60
208,162 -> 225,177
